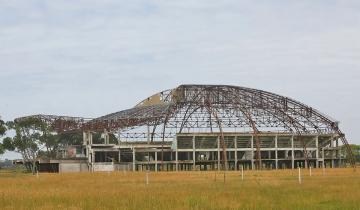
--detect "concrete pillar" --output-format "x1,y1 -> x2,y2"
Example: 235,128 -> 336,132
87,148 -> 91,163
234,136 -> 238,171
251,135 -> 254,170
155,151 -> 158,172
91,150 -> 95,172
117,132 -> 121,145
175,137 -> 178,171
217,136 -> 221,171
83,131 -> 93,145
315,136 -> 319,168
101,130 -> 109,145
118,150 -> 121,163
91,150 -> 95,163
275,135 -> 278,170
192,135 -> 196,170
336,139 -> 339,168
291,135 -> 295,169
132,148 -> 136,172
322,148 -> 325,168
90,132 -> 93,145
330,137 -> 335,168
83,131 -> 87,145
339,145 -> 342,167
105,134 -> 109,145
84,131 -> 92,145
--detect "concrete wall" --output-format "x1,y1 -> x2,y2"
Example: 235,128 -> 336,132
93,163 -> 114,172
59,163 -> 88,173
114,163 -> 133,171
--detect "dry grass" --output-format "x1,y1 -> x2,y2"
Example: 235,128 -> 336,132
0,168 -> 359,210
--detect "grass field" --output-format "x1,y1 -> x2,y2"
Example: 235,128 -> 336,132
0,168 -> 359,210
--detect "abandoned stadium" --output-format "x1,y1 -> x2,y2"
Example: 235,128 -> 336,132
16,85 -> 355,172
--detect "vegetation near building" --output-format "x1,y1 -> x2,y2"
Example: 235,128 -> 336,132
347,144 -> 360,163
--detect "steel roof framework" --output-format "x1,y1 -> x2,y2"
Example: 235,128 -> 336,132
15,84 -> 355,168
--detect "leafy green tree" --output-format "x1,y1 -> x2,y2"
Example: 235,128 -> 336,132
4,116 -> 85,164
350,144 -> 360,163
4,118 -> 49,174
39,124 -> 60,159
58,132 -> 83,146
0,118 -> 7,155
341,144 -> 360,164
0,118 -> 6,136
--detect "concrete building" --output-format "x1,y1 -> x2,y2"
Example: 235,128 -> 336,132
16,85 -> 354,172
79,132 -> 343,172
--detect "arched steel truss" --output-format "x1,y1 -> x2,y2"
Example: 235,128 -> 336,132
15,84 -> 356,168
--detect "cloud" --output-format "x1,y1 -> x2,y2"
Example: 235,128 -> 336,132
0,0 -> 360,158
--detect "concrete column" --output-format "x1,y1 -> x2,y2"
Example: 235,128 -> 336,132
132,148 -> 136,172
315,136 -> 319,168
275,135 -> 278,170
304,149 -> 308,169
175,137 -> 178,171
234,136 -> 238,171
91,150 -> 95,172
251,135 -> 254,170
86,146 -> 90,162
102,130 -> 109,145
105,134 -> 109,145
91,150 -> 95,163
339,145 -> 342,167
155,151 -> 158,172
330,137 -> 335,168
336,139 -> 339,168
217,136 -> 221,171
291,135 -> 295,169
117,131 -> 121,145
322,148 -> 325,168
118,150 -> 121,163
192,135 -> 196,170
90,132 -> 93,145
83,131 -> 87,145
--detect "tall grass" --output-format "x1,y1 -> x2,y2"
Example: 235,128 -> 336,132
0,168 -> 359,210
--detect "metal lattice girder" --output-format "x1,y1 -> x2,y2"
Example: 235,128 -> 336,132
14,114 -> 93,133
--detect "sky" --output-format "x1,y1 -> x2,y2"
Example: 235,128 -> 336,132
1,0 -> 360,159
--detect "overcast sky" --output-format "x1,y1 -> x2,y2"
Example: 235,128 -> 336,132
1,0 -> 360,159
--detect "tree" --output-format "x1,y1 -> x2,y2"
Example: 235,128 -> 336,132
341,144 -> 360,164
38,123 -> 60,159
4,118 -> 49,174
58,132 -> 83,146
349,144 -> 360,163
0,118 -> 6,136
0,118 -> 7,155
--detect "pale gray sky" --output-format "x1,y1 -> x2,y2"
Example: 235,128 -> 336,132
1,0 -> 360,159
